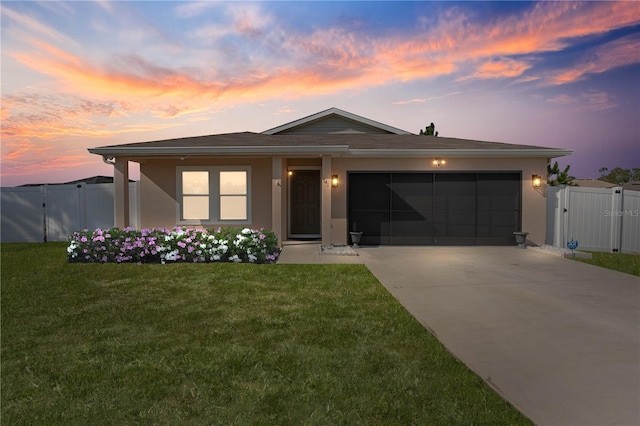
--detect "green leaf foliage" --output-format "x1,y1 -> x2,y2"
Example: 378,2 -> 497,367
547,161 -> 576,186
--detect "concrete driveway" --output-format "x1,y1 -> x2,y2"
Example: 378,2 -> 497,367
353,246 -> 639,426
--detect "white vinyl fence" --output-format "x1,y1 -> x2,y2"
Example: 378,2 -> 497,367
1,183 -> 139,243
546,185 -> 640,254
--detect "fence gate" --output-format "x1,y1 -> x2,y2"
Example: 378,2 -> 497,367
546,185 -> 640,254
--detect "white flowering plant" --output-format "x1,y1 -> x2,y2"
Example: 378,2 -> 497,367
67,226 -> 279,264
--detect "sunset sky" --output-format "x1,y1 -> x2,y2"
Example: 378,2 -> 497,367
1,1 -> 639,187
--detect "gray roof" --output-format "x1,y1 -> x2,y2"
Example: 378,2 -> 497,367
573,179 -> 618,189
89,132 -> 572,158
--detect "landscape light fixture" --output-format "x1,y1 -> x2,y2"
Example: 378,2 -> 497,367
532,174 -> 542,188
331,175 -> 339,187
433,159 -> 446,167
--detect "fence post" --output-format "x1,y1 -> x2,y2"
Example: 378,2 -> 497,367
561,185 -> 569,249
77,183 -> 86,231
610,187 -> 623,253
42,185 -> 48,243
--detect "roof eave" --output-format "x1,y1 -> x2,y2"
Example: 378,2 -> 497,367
348,149 -> 574,158
89,146 -> 573,159
88,145 -> 351,157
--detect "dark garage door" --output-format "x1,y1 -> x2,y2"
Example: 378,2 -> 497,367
348,172 -> 521,245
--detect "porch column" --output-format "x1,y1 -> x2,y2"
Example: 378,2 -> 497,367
114,157 -> 130,228
271,157 -> 283,244
321,155 -> 332,247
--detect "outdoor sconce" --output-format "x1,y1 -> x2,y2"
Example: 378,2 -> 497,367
287,170 -> 293,177
532,174 -> 542,188
331,175 -> 339,187
433,159 -> 446,167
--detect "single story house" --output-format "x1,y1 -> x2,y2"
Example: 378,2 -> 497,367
89,107 -> 572,246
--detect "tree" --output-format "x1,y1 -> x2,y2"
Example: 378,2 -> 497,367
547,161 -> 575,186
419,122 -> 439,136
599,167 -> 639,185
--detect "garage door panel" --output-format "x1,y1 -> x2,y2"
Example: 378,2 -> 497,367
435,174 -> 476,210
434,209 -> 476,226
477,224 -> 517,237
391,173 -> 433,211
390,236 -> 434,245
350,173 -> 390,210
434,237 -> 478,245
478,210 -> 518,227
434,208 -> 476,238
391,211 -> 433,236
391,191 -> 433,211
478,173 -> 521,210
478,195 -> 520,210
434,224 -> 476,238
350,210 -> 389,244
348,172 -> 521,246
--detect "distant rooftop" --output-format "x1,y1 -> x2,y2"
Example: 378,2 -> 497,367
19,176 -> 135,187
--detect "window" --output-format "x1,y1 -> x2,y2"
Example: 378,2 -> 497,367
182,171 -> 210,220
178,167 -> 250,224
220,171 -> 247,220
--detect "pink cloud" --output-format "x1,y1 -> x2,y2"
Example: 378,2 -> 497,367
1,154 -> 95,179
463,58 -> 532,80
2,139 -> 53,162
545,90 -> 618,113
392,99 -> 427,106
548,33 -> 640,85
6,2 -> 640,112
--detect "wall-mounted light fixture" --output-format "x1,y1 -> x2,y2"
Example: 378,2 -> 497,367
532,174 -> 542,188
287,170 -> 293,177
433,159 -> 446,167
331,175 -> 339,187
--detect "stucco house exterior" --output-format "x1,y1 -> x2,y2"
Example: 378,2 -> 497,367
89,107 -> 572,247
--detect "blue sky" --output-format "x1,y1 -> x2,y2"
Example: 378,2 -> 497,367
1,1 -> 639,186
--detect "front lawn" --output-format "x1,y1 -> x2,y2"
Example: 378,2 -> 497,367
1,243 -> 530,425
569,251 -> 640,276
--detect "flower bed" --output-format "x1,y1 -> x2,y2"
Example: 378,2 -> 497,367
67,227 -> 279,264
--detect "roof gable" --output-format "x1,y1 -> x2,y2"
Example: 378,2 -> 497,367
262,107 -> 412,135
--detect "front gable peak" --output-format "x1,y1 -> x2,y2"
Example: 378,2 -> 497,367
262,107 -> 412,135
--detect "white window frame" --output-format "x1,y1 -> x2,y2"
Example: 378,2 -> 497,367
177,166 -> 251,225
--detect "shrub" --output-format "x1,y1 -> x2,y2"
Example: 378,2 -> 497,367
67,227 -> 280,264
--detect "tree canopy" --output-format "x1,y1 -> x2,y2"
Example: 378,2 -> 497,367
419,122 -> 439,136
598,167 -> 640,185
547,161 -> 575,186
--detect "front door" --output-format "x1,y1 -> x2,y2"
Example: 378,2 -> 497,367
290,170 -> 321,237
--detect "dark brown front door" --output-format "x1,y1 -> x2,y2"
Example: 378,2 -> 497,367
290,170 -> 321,236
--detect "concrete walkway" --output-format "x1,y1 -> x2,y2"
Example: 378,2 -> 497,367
278,243 -> 640,426
278,241 -> 364,264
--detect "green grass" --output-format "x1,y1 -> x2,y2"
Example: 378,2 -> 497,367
1,243 -> 531,425
569,251 -> 640,276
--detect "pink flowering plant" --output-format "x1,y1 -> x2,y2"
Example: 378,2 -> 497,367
67,227 -> 279,264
